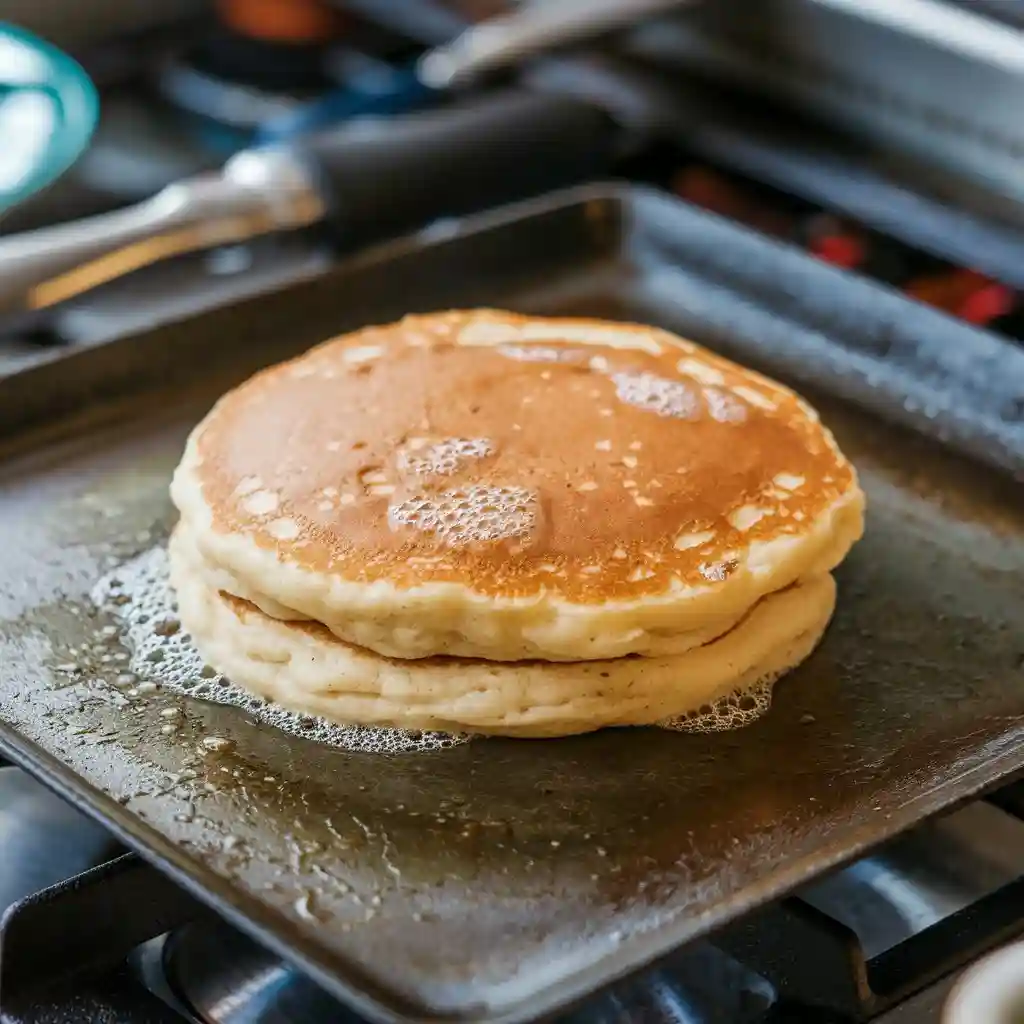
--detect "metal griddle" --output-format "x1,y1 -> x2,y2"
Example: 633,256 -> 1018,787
1,185 -> 1023,1024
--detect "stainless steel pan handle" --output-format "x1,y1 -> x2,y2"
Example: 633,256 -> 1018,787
0,149 -> 322,317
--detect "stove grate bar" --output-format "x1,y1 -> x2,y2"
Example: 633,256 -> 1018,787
0,854 -> 207,1007
714,800 -> 1024,1021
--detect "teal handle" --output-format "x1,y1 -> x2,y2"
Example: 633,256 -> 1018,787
0,22 -> 98,213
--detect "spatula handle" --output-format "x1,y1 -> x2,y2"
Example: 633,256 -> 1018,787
294,88 -> 618,249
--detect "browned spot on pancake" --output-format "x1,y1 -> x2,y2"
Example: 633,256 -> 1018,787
195,311 -> 856,600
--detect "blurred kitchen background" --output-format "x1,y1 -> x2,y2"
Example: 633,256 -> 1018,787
8,0 -> 1024,353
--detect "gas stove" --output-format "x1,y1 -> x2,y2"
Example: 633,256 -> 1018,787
5,762 -> 1024,1023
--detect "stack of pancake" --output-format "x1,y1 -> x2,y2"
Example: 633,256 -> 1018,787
169,310 -> 864,738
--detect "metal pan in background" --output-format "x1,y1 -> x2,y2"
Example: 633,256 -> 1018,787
624,0 -> 1024,224
0,184 -> 1023,1024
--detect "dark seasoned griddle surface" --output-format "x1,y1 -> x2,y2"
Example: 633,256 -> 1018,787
1,187 -> 1022,1023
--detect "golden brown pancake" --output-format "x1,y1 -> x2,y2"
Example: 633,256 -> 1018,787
171,310 -> 863,661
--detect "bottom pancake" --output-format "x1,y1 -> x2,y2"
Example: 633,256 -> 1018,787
169,529 -> 836,738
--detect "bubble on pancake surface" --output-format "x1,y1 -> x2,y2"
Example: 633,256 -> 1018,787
92,547 -> 469,754
389,485 -> 537,546
659,677 -> 776,734
611,371 -> 701,419
398,437 -> 494,477
700,559 -> 738,582
703,386 -> 748,423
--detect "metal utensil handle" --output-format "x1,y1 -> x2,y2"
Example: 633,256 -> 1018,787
0,150 -> 322,316
294,88 -> 618,248
418,0 -> 697,88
